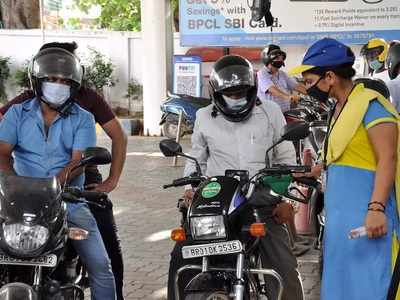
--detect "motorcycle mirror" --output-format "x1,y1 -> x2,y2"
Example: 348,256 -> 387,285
265,121 -> 310,167
159,139 -> 183,157
80,147 -> 112,166
281,121 -> 310,141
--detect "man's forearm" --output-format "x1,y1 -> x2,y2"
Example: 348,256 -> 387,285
0,156 -> 15,174
108,131 -> 127,185
268,86 -> 291,101
56,160 -> 83,185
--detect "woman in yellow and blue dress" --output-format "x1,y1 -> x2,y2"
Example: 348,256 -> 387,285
290,38 -> 400,300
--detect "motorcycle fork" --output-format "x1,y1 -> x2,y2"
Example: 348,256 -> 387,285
233,253 -> 245,300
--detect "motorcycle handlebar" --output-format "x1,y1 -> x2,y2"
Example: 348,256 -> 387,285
163,177 -> 203,189
293,176 -> 319,189
62,187 -> 110,209
261,165 -> 311,175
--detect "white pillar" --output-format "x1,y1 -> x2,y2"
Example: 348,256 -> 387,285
141,0 -> 167,136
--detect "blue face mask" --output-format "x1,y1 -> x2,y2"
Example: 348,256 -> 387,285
41,81 -> 70,107
222,95 -> 247,110
369,59 -> 383,71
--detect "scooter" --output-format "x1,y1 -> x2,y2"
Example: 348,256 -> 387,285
160,92 -> 211,139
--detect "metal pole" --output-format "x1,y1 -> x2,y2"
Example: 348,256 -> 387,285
173,110 -> 184,166
39,0 -> 45,43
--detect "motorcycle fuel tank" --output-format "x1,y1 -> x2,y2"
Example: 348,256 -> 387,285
190,176 -> 245,216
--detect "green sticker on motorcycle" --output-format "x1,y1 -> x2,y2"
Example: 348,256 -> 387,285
201,182 -> 222,198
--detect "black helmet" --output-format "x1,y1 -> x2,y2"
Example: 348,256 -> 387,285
261,44 -> 287,66
354,77 -> 390,99
386,41 -> 400,80
29,47 -> 83,112
209,55 -> 257,122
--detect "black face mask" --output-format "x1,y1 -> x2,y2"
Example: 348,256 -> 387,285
307,76 -> 331,103
271,61 -> 285,69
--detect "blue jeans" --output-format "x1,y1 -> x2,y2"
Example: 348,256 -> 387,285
67,203 -> 116,300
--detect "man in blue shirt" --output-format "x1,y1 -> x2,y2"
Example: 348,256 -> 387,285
0,47 -> 116,299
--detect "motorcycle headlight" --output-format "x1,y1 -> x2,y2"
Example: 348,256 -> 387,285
3,223 -> 49,254
190,216 -> 226,240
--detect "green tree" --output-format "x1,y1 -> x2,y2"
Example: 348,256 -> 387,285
74,0 -> 178,31
74,0 -> 141,31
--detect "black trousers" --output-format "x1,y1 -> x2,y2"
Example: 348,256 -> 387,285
85,166 -> 125,300
167,189 -> 304,300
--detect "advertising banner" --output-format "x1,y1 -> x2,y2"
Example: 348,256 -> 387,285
180,0 -> 400,46
173,55 -> 202,97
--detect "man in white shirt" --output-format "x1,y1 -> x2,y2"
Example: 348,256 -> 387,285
386,41 -> 400,112
257,44 -> 307,112
361,38 -> 391,84
167,55 -> 303,300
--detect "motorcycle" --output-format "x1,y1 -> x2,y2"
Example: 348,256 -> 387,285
160,92 -> 211,139
0,147 -> 112,300
160,121 -> 319,300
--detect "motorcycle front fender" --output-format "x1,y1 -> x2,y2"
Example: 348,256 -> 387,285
185,270 -> 234,293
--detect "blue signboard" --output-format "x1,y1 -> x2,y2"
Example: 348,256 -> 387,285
180,0 -> 400,46
173,55 -> 202,97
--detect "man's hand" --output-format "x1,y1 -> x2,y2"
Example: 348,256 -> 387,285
85,177 -> 118,193
182,189 -> 194,207
296,164 -> 322,179
272,202 -> 294,224
290,94 -> 301,103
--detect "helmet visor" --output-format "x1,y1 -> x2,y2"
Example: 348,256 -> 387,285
210,65 -> 255,92
361,46 -> 384,61
31,48 -> 83,85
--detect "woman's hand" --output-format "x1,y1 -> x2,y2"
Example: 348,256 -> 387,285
365,210 -> 387,239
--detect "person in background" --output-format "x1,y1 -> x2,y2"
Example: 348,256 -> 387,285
386,41 -> 400,112
0,42 -> 127,300
361,38 -> 391,83
257,44 -> 307,112
290,37 -> 399,300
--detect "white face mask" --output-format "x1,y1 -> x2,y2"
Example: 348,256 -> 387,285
222,95 -> 247,110
41,81 -> 70,107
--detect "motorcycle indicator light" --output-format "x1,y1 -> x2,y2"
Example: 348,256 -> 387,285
171,228 -> 186,242
250,223 -> 266,237
68,227 -> 89,240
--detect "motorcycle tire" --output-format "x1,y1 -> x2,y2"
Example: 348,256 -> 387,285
162,122 -> 185,139
185,292 -> 230,300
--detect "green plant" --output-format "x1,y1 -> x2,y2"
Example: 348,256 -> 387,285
82,47 -> 116,94
126,78 -> 142,99
14,60 -> 31,92
0,57 -> 11,103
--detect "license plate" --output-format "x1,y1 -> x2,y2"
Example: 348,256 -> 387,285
182,240 -> 242,259
0,254 -> 57,267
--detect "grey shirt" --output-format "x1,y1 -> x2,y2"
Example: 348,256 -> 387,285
184,101 -> 297,178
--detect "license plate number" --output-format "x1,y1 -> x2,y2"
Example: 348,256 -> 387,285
182,240 -> 242,259
0,254 -> 57,267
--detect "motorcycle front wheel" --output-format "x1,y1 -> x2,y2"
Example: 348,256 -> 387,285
185,292 -> 230,300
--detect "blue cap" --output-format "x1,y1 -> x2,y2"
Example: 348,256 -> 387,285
289,38 -> 355,75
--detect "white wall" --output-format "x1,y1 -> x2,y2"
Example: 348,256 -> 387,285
0,29 -> 362,107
